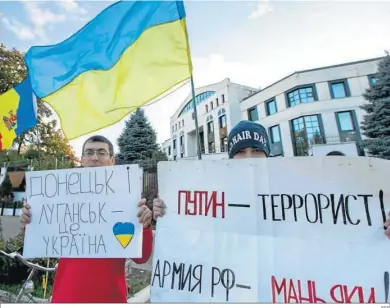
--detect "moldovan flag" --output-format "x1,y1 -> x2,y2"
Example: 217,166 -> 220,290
24,1 -> 192,140
0,77 -> 37,150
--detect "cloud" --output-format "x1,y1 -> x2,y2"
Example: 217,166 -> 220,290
56,0 -> 88,15
0,14 -> 35,40
1,1 -> 89,42
192,53 -> 261,88
248,0 -> 273,19
22,1 -> 66,40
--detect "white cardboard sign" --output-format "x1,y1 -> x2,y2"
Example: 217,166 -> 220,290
151,157 -> 390,303
23,165 -> 143,258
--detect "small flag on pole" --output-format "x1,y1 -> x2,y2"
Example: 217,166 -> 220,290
0,76 -> 37,150
24,1 -> 193,140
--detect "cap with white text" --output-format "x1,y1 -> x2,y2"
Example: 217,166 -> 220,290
228,120 -> 270,158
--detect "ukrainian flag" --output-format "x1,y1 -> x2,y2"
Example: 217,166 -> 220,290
24,1 -> 192,140
0,77 -> 37,150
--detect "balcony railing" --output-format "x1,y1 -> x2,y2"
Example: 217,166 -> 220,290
309,133 -> 357,146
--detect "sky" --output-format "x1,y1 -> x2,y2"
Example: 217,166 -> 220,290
1,0 -> 390,157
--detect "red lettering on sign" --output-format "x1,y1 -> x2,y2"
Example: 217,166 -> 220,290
177,190 -> 225,218
271,276 -> 374,303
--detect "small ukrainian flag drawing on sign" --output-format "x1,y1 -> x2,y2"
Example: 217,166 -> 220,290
113,222 -> 135,248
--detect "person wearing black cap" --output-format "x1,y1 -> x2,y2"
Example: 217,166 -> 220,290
228,120 -> 271,159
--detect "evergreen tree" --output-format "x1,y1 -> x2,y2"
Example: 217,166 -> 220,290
117,108 -> 160,161
0,173 -> 13,197
360,54 -> 390,159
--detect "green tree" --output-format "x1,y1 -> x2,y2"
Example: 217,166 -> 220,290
0,43 -> 26,93
117,108 -> 160,161
0,173 -> 13,197
360,54 -> 390,159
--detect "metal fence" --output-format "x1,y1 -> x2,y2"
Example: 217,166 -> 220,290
116,158 -> 161,207
0,201 -> 24,216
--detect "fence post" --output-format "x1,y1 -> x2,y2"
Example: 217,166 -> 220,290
12,201 -> 17,216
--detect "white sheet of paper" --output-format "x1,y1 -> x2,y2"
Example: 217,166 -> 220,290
23,164 -> 143,258
151,157 -> 390,303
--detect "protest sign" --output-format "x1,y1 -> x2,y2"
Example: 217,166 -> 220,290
23,165 -> 143,258
151,157 -> 390,303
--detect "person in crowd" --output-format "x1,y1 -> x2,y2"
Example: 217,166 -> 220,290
20,135 -> 166,303
228,120 -> 270,159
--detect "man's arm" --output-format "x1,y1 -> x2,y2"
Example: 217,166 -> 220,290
131,226 -> 153,264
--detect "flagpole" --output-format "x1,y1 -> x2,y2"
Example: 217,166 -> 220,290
190,76 -> 202,160
183,8 -> 202,160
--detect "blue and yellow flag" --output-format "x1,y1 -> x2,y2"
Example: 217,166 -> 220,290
25,1 -> 192,140
0,77 -> 37,150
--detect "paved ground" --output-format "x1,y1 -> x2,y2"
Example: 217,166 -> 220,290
1,216 -> 21,240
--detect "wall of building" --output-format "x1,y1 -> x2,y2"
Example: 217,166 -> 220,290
239,58 -> 381,157
167,79 -> 256,160
162,57 -> 382,160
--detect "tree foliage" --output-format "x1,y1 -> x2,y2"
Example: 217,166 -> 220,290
361,54 -> 390,159
0,173 -> 13,197
0,43 -> 26,93
117,108 -> 162,161
0,43 -> 77,161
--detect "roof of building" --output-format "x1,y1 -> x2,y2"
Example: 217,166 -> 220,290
242,56 -> 385,102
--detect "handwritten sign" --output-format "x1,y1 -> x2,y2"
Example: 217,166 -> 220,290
151,157 -> 390,303
23,165 -> 143,259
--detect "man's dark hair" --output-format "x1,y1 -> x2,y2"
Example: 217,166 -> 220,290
82,135 -> 114,156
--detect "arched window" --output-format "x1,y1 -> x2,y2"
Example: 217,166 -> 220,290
218,108 -> 227,129
326,151 -> 345,156
178,91 -> 216,117
218,108 -> 226,117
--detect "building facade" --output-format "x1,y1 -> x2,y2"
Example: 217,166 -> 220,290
164,78 -> 257,160
240,57 -> 382,157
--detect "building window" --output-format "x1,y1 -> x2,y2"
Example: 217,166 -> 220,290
178,91 -> 216,117
265,99 -> 277,116
182,119 -> 184,126
175,124 -> 177,131
270,125 -> 281,143
173,139 -> 176,149
180,135 -> 184,158
208,142 -> 215,153
368,75 -> 377,86
286,85 -> 316,107
206,105 -> 208,113
216,98 -> 219,106
329,80 -> 350,99
179,122 -> 181,129
336,111 -> 357,142
247,107 -> 258,121
172,125 -> 174,132
219,114 -> 227,128
222,94 -> 225,103
291,115 -> 324,156
211,101 -> 214,110
221,137 -> 227,152
168,146 -> 171,155
207,121 -> 214,133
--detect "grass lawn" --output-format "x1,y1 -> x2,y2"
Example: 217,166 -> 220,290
127,268 -> 151,297
0,283 -> 52,302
